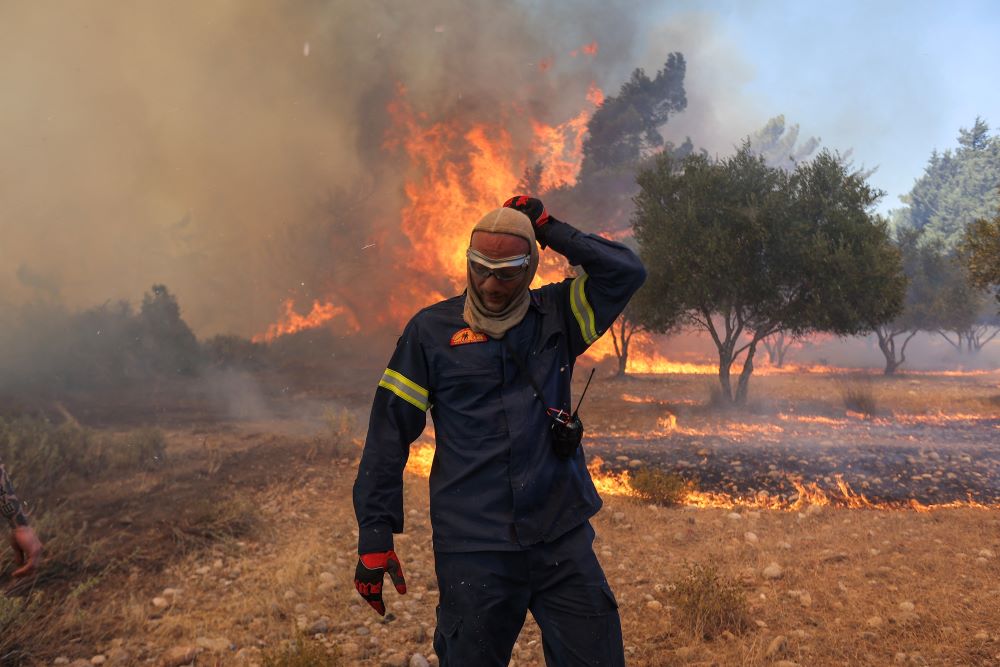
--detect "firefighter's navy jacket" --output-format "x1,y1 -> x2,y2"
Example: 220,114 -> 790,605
353,220 -> 646,554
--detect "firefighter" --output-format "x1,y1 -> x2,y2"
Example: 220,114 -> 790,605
353,196 -> 645,666
1,459 -> 43,578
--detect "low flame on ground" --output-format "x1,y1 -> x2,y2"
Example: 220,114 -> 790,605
583,328 -> 1000,378
403,444 -> 1000,512
252,299 -> 359,343
583,332 -> 718,374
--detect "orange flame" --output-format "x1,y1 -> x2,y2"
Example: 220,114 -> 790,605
582,331 -> 718,374
253,77 -> 605,342
383,82 -> 603,318
252,299 -> 359,343
404,443 -> 999,512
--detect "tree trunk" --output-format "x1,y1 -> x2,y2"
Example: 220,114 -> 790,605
776,340 -> 788,367
883,356 -> 901,376
734,340 -> 758,405
876,328 -> 896,375
763,331 -> 790,368
717,351 -> 734,404
876,327 -> 916,376
617,333 -> 629,376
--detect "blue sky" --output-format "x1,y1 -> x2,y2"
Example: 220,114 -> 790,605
638,0 -> 1000,213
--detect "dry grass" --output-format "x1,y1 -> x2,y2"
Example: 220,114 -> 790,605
667,561 -> 753,640
630,467 -> 690,505
839,380 -> 879,417
0,416 -> 167,492
262,632 -> 342,666
317,407 -> 360,460
164,496 -> 260,550
0,508 -> 139,664
2,371 -> 999,665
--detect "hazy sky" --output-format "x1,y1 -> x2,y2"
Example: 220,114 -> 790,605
641,0 -> 1000,213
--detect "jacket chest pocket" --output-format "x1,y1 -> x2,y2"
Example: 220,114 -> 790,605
436,366 -> 501,405
439,366 -> 499,387
434,366 -> 506,438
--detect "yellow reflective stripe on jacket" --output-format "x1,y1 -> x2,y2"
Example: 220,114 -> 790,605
378,368 -> 429,411
570,274 -> 599,345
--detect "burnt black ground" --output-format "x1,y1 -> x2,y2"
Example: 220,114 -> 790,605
587,414 -> 1000,506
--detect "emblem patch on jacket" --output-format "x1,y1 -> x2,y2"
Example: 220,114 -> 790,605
450,327 -> 488,346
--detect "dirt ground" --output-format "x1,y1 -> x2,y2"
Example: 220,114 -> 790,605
2,370 -> 999,666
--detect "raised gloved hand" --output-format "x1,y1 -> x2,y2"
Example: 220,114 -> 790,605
354,550 -> 407,616
10,525 -> 43,578
502,195 -> 551,229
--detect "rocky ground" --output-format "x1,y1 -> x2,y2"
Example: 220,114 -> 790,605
3,370 -> 1000,666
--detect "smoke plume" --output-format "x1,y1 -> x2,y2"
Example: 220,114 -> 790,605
0,1 -> 654,338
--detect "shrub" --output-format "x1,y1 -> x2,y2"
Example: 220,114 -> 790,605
840,381 -> 878,417
203,334 -> 263,369
320,407 -> 359,459
630,467 -> 690,506
667,561 -> 752,639
0,417 -> 94,492
105,427 -> 167,471
166,496 -> 259,549
0,416 -> 168,495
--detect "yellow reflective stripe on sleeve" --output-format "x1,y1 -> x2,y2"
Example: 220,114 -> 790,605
569,274 -> 599,345
378,368 -> 429,411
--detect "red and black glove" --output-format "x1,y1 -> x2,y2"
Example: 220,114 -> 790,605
502,195 -> 550,228
502,196 -> 552,248
354,550 -> 406,616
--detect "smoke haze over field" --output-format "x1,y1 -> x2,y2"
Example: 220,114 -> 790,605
2,2 -> 999,376
0,1 -> 651,337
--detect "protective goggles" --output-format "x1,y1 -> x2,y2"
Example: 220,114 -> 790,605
466,248 -> 530,282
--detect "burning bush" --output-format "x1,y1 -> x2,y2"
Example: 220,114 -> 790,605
629,467 -> 690,506
667,561 -> 752,640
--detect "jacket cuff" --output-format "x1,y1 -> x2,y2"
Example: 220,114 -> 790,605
1,501 -> 27,529
358,522 -> 395,554
536,218 -> 580,256
535,217 -> 570,250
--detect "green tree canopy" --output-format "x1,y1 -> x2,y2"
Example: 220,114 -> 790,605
579,53 -> 687,180
632,146 -> 904,404
138,284 -> 201,375
961,201 -> 1000,307
895,117 -> 1000,249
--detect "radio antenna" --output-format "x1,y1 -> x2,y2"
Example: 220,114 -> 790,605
573,368 -> 596,415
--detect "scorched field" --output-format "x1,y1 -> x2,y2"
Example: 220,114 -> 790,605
1,369 -> 999,667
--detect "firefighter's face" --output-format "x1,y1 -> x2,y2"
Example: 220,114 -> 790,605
469,231 -> 531,312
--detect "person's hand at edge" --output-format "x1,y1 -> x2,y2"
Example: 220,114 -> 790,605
10,525 -> 42,578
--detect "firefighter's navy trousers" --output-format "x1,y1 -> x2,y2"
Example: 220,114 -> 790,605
433,521 -> 624,667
